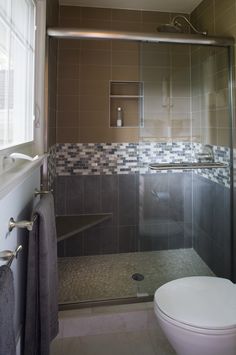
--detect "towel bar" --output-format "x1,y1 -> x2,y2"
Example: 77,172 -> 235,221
8,215 -> 37,232
0,245 -> 22,267
34,188 -> 53,197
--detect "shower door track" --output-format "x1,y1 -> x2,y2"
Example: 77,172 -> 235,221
47,28 -> 234,47
59,295 -> 154,311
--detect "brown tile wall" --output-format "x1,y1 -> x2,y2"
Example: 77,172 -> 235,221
140,43 -> 191,142
45,0 -> 59,148
191,0 -> 234,147
56,6 -> 190,143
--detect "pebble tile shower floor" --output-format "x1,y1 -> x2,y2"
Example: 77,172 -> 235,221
58,248 -> 214,304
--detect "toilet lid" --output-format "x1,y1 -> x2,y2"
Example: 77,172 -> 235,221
155,276 -> 236,330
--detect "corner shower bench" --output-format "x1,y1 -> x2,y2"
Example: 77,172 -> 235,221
56,213 -> 112,242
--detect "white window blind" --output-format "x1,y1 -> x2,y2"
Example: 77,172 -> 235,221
0,0 -> 35,150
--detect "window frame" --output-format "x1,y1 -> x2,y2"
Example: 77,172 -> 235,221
0,0 -> 46,173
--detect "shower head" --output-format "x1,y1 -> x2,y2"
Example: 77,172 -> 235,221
157,23 -> 182,33
157,15 -> 207,36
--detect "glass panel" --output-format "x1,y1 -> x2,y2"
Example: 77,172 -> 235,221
12,0 -> 29,41
0,18 -> 10,146
0,0 -> 11,20
138,42 -> 232,296
191,45 -> 231,278
55,40 -> 233,307
9,34 -> 27,145
0,0 -> 35,149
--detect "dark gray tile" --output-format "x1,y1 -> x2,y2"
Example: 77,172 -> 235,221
83,226 -> 101,256
64,233 -> 84,257
138,173 -> 169,224
212,183 -> 231,248
57,240 -> 65,257
66,176 -> 84,214
184,222 -> 193,248
55,176 -> 66,215
139,223 -> 168,251
118,225 -> 137,253
168,222 -> 185,249
118,174 -> 137,226
211,243 -> 231,279
100,225 -> 118,254
184,172 -> 193,224
84,175 -> 101,214
193,176 -> 214,236
169,173 -> 184,222
101,175 -> 118,225
194,227 -> 212,268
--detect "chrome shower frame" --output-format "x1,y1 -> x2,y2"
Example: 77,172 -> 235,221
47,26 -> 236,285
47,27 -> 233,46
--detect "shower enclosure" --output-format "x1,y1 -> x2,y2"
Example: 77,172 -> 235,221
48,27 -> 235,308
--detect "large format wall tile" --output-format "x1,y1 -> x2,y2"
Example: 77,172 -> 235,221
56,173 -> 193,256
193,175 -> 231,278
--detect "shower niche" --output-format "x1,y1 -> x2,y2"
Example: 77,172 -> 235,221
109,81 -> 144,128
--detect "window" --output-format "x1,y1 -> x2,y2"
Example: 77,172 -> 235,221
0,0 -> 35,150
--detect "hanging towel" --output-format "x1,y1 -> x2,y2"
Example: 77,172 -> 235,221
0,265 -> 16,355
24,194 -> 58,355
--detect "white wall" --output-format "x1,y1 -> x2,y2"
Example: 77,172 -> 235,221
0,167 -> 41,354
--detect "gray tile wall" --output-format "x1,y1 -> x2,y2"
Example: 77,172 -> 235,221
56,172 -> 193,257
193,175 -> 231,278
56,171 -> 232,280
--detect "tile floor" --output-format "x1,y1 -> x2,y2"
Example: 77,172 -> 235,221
58,248 -> 214,304
50,302 -> 176,355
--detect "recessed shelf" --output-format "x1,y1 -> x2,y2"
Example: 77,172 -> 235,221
56,213 -> 112,242
109,81 -> 144,128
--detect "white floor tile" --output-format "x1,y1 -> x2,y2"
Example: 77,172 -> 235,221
51,303 -> 176,355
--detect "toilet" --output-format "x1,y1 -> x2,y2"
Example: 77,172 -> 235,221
154,276 -> 236,355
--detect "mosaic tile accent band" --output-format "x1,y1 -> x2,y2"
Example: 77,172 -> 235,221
53,142 -> 230,187
48,144 -> 57,189
194,143 -> 231,188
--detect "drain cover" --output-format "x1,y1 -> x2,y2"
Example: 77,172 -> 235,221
132,273 -> 144,281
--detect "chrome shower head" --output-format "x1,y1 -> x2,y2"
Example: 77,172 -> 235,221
157,23 -> 182,33
157,15 -> 207,36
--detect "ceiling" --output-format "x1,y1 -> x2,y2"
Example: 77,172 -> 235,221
59,0 -> 203,14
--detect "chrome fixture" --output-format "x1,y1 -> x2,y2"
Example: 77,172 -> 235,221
9,153 -> 39,162
8,216 -> 37,232
47,28 -> 234,47
157,15 -> 207,36
34,188 -> 53,197
195,144 -> 214,163
0,245 -> 23,267
149,162 -> 228,170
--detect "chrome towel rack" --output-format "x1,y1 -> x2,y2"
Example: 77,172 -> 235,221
0,245 -> 22,267
8,215 -> 37,232
34,188 -> 53,197
149,162 -> 228,170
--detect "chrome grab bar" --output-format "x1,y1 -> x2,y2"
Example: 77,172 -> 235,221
34,188 -> 53,197
8,215 -> 37,232
0,245 -> 22,267
149,162 -> 228,170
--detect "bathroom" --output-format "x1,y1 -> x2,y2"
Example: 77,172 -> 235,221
0,0 -> 236,354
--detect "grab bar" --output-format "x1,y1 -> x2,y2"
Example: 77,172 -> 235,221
0,245 -> 22,267
149,162 -> 228,170
8,215 -> 37,232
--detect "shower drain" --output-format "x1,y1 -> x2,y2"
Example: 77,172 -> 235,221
132,273 -> 144,281
132,273 -> 149,297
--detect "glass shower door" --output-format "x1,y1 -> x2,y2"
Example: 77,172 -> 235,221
137,43 -> 233,298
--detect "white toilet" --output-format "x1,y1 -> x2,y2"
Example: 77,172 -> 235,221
154,276 -> 236,355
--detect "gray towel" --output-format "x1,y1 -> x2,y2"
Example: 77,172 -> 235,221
24,194 -> 58,355
0,265 -> 16,355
